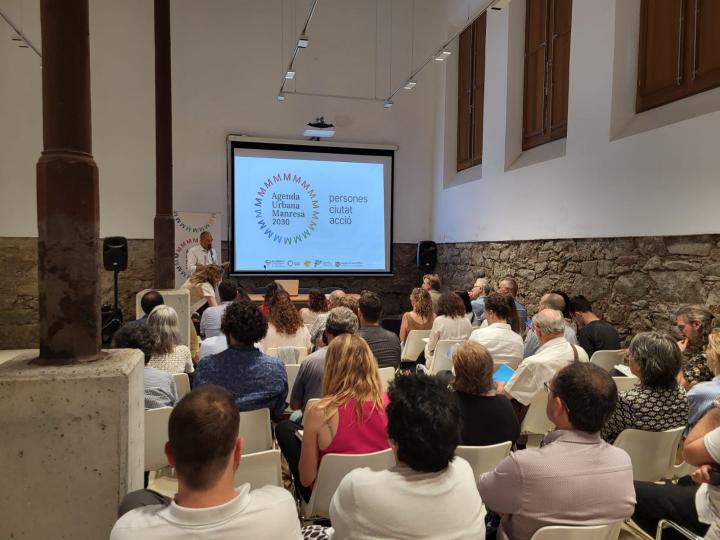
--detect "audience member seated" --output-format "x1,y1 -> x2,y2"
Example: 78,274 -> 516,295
523,292 -> 578,358
478,362 -> 635,540
498,309 -> 588,417
450,341 -> 520,446
147,305 -> 194,375
357,290 -> 401,369
113,323 -> 177,409
632,406 -> 720,539
259,292 -> 312,355
688,330 -> 720,432
110,385 -> 301,539
498,276 -> 528,329
677,304 -> 716,389
569,294 -> 621,358
300,288 -> 328,327
199,279 -> 236,337
399,287 -> 435,344
131,290 -> 164,326
601,331 -> 688,443
309,289 -> 346,347
328,374 -> 486,539
199,332 -> 228,360
194,300 -> 287,421
276,334 -> 390,503
469,293 -> 524,369
290,307 -> 359,412
468,277 -> 491,324
455,290 -> 475,322
259,281 -> 285,316
180,264 -> 223,313
424,292 -> 472,367
422,273 -> 442,311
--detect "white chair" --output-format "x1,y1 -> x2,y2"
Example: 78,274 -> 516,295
456,441 -> 512,478
612,375 -> 639,393
378,366 -> 395,391
430,339 -> 466,374
613,426 -> 685,481
267,346 -> 308,365
590,350 -> 625,372
239,409 -> 273,455
301,448 -> 396,520
655,519 -> 704,539
173,372 -> 191,400
530,522 -> 622,540
234,449 -> 283,489
285,363 -> 301,397
401,330 -> 431,361
145,407 -> 172,471
520,391 -> 554,447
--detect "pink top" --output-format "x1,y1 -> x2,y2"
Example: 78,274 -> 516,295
319,393 -> 390,460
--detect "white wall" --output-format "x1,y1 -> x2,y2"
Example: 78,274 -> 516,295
432,0 -> 720,243
0,0 -> 441,243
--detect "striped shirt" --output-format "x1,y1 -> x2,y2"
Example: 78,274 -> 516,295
144,366 -> 178,409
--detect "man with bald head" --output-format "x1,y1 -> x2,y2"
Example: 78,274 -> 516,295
523,292 -> 578,357
498,309 -> 589,413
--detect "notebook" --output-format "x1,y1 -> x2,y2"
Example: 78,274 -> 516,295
492,364 -> 515,384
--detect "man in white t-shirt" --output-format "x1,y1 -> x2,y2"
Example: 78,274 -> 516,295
328,374 -> 485,539
110,385 -> 301,540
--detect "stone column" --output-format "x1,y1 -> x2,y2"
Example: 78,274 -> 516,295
36,0 -> 100,363
154,0 -> 176,289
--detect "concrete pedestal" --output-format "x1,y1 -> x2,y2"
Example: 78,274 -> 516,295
0,349 -> 143,539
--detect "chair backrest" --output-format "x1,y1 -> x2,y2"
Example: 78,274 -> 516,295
520,390 -> 554,437
234,449 -> 283,490
401,330 -> 431,361
590,350 -> 625,372
430,339 -> 466,374
285,364 -> 301,397
173,372 -> 191,400
144,407 -> 172,471
613,426 -> 685,481
612,375 -> 639,393
378,366 -> 395,391
302,448 -> 396,519
267,346 -> 308,365
530,522 -> 622,540
239,408 -> 273,455
456,441 -> 512,478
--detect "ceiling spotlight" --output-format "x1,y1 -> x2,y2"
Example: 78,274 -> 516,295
304,116 -> 336,139
276,93 -> 286,102
434,50 -> 452,61
383,100 -> 394,109
403,80 -> 417,90
298,35 -> 309,48
285,70 -> 296,80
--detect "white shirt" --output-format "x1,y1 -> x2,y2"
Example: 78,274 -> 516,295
425,315 -> 472,362
259,324 -> 312,354
199,334 -> 228,359
470,322 -> 524,369
328,457 -> 485,540
109,484 -> 302,540
148,345 -> 194,374
186,245 -> 218,274
200,301 -> 231,337
695,426 -> 720,525
505,337 -> 589,406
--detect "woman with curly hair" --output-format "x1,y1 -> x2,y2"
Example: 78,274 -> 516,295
299,288 -> 328,327
399,288 -> 435,343
259,291 -> 312,354
180,264 -> 224,313
676,304 -> 716,389
424,292 -> 472,367
147,305 -> 194,374
276,333 -> 390,502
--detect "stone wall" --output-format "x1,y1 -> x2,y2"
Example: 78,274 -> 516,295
437,235 -> 720,344
0,238 -> 421,349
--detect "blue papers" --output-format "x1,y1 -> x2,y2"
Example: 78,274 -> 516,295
492,364 -> 515,383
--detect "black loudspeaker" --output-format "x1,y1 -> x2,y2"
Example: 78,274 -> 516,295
417,241 -> 437,272
103,236 -> 128,271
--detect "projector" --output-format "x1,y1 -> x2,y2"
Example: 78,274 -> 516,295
304,116 -> 335,138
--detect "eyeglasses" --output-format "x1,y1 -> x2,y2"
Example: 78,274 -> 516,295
544,381 -> 571,413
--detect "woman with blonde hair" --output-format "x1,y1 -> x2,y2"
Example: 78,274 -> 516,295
259,291 -> 312,354
450,341 -> 520,446
687,329 -> 720,431
147,305 -> 194,374
276,333 -> 390,502
180,264 -> 224,313
399,287 -> 435,343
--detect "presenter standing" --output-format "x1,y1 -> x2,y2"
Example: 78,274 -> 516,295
186,231 -> 228,273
